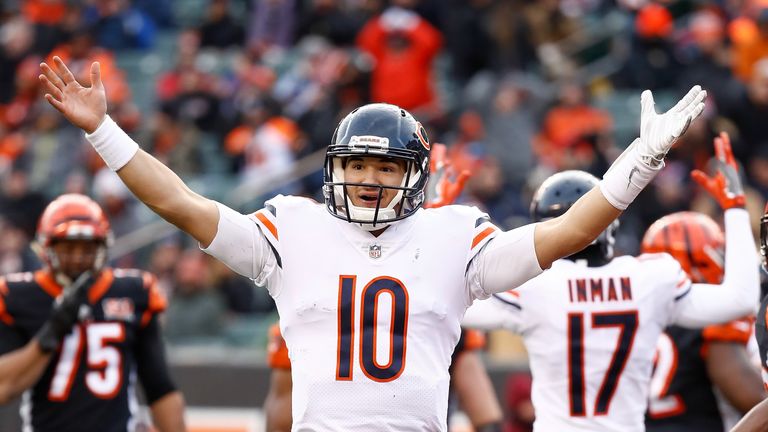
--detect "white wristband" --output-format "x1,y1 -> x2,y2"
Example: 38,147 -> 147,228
84,115 -> 139,171
599,138 -> 663,210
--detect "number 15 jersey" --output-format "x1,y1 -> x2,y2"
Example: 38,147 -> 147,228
203,195 -> 542,431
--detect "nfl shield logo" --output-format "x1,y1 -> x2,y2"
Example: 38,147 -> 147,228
369,244 -> 382,259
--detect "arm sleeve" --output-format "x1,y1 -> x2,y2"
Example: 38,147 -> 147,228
200,202 -> 277,285
135,316 -> 177,404
467,224 -> 543,299
673,208 -> 760,328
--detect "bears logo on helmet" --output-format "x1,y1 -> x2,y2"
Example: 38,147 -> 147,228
641,211 -> 724,284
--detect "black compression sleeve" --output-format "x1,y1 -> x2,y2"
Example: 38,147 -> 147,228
135,316 -> 177,404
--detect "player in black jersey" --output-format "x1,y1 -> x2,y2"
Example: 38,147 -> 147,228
642,210 -> 764,431
0,194 -> 185,432
732,202 -> 768,432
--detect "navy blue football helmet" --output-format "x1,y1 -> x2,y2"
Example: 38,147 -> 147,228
323,103 -> 431,230
531,170 -> 618,264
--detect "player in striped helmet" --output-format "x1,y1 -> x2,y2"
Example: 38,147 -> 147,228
642,209 -> 764,432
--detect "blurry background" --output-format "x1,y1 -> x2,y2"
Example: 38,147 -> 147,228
2,0 -> 768,430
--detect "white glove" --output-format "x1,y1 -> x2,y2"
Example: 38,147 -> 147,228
638,85 -> 707,167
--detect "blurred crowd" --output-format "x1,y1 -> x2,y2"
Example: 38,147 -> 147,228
2,0 -> 768,358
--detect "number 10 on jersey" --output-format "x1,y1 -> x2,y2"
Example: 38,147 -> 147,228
336,275 -> 409,382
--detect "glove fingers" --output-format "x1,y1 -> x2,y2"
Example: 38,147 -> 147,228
641,90 -> 655,115
691,171 -> 722,199
681,102 -> 705,127
714,136 -> 726,163
671,85 -> 703,113
719,132 -> 736,166
690,170 -> 711,189
455,170 -> 471,191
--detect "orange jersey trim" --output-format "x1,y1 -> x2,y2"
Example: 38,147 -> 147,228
35,271 -> 62,298
267,324 -> 291,370
88,269 -> 114,304
255,212 -> 278,240
0,288 -> 13,325
471,226 -> 496,249
462,329 -> 486,351
702,319 -> 752,345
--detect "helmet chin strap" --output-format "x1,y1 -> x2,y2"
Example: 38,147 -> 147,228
347,189 -> 404,231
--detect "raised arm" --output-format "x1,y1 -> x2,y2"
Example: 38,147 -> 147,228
39,57 -> 218,246
673,132 -> 759,327
534,86 -> 707,269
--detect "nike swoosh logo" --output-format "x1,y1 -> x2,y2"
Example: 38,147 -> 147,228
628,166 -> 640,189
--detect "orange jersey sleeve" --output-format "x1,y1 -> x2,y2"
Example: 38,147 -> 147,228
140,272 -> 167,327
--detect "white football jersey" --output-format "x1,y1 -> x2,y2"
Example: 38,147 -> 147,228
463,254 -> 692,432
206,195 -> 540,431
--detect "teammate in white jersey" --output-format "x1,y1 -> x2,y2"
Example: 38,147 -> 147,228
462,136 -> 759,432
39,56 -> 706,431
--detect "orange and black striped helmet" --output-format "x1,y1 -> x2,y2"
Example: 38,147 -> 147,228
34,194 -> 112,276
641,211 -> 724,284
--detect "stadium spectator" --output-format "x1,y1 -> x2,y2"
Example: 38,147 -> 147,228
199,0 -> 245,49
357,5 -> 443,113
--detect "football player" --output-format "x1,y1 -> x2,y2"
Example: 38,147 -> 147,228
264,145 -> 503,432
264,324 -> 501,431
0,194 -> 185,432
732,203 -> 768,432
462,133 -> 759,432
642,211 -> 764,432
40,56 -> 706,430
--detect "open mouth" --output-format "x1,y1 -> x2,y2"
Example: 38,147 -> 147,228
357,192 -> 381,208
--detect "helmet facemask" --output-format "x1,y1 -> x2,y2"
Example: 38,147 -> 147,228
324,151 -> 428,231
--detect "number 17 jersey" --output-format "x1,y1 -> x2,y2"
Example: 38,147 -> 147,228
463,254 -> 692,432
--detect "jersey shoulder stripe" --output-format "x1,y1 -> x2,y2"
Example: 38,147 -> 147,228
250,195 -> 321,269
493,290 -> 522,310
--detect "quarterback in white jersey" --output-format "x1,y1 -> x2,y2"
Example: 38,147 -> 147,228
40,56 -> 707,431
463,168 -> 759,432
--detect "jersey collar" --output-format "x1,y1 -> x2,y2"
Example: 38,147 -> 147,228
34,269 -> 114,303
